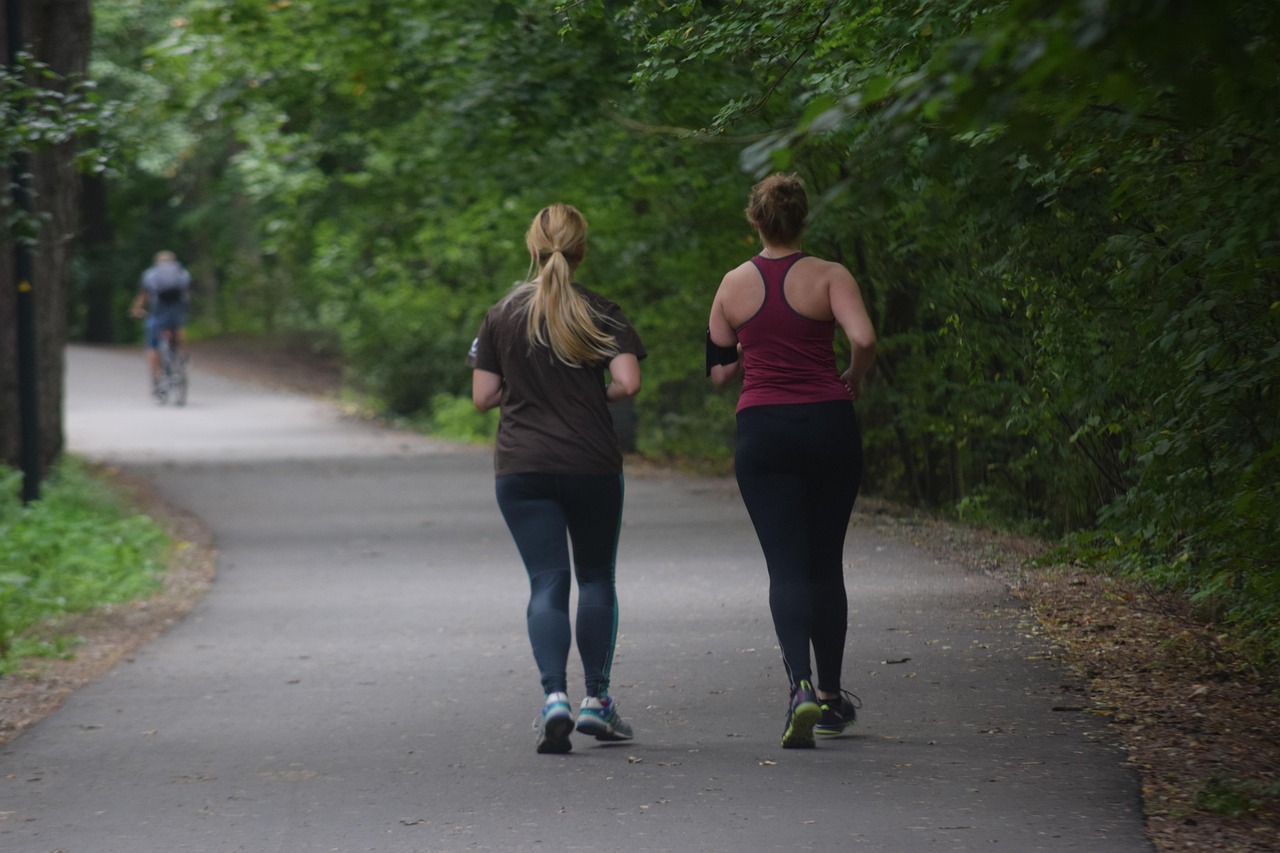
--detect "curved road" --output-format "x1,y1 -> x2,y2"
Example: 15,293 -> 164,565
0,346 -> 1151,852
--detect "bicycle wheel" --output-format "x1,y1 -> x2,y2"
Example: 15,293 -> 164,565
155,336 -> 172,404
171,348 -> 188,406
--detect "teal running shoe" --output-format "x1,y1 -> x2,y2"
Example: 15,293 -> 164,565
534,692 -> 573,754
575,695 -> 634,741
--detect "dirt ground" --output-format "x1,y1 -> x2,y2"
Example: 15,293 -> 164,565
3,338 -> 1276,851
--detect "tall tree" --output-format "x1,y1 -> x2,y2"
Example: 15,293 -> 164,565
0,0 -> 92,471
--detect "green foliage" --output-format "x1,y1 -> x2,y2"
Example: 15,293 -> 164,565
428,394 -> 498,444
0,53 -> 118,161
0,53 -> 119,242
0,461 -> 168,672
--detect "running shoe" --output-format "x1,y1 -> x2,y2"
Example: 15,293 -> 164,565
780,679 -> 821,749
533,692 -> 573,754
575,695 -> 634,741
815,690 -> 862,736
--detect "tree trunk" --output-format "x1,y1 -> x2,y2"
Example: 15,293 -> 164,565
0,0 -> 91,471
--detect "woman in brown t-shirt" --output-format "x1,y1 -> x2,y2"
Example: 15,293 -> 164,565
471,203 -> 646,754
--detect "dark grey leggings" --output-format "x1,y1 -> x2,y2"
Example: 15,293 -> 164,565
735,401 -> 862,694
495,472 -> 624,697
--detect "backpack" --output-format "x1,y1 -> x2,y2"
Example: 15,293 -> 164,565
149,263 -> 189,306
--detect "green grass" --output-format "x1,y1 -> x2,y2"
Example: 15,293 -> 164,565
0,459 -> 169,673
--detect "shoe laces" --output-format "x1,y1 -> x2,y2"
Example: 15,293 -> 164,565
820,689 -> 862,713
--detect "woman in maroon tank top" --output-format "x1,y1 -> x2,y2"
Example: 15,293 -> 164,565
707,173 -> 877,748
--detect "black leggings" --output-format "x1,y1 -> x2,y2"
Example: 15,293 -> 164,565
735,401 -> 862,694
495,472 -> 624,697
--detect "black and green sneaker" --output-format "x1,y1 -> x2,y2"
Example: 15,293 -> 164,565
780,679 -> 821,749
815,690 -> 862,736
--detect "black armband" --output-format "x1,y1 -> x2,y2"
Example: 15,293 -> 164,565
705,329 -> 739,376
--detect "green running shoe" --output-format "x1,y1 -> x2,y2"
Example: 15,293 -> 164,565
781,679 -> 821,749
815,690 -> 862,736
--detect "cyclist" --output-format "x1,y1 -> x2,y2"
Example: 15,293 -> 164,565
129,250 -> 191,398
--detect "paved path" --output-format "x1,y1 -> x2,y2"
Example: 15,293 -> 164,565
0,346 -> 1152,852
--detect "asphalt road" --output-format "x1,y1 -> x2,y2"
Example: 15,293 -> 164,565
0,346 -> 1153,852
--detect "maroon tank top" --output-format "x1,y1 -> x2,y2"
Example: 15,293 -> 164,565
735,253 -> 850,413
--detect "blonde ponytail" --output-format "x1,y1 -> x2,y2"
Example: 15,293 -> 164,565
515,204 -> 618,367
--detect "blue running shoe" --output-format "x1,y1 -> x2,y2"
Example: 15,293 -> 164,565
780,679 -> 821,749
575,695 -> 634,741
815,690 -> 862,736
533,692 -> 573,754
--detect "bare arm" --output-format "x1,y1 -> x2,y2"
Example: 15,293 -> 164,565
707,281 -> 743,389
472,368 -> 503,412
829,267 -> 877,400
606,352 -> 641,402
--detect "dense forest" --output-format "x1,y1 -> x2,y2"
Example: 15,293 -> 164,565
7,1 -> 1279,662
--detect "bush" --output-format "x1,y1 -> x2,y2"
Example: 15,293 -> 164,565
428,393 -> 498,444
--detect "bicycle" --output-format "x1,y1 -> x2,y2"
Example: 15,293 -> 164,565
154,325 -> 188,406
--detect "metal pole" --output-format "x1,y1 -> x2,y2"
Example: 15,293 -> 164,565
7,0 -> 41,503
16,219 -> 39,505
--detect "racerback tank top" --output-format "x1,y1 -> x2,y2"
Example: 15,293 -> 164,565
735,253 -> 850,413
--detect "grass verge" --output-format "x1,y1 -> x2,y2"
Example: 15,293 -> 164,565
0,459 -> 168,673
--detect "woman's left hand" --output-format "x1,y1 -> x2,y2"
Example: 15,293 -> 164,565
841,367 -> 863,401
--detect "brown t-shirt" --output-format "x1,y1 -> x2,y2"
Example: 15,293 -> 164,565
470,284 -> 646,477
